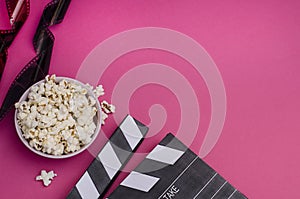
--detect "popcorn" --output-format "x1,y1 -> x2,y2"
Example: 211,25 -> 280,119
15,75 -> 115,156
36,170 -> 57,187
94,85 -> 105,97
101,100 -> 116,114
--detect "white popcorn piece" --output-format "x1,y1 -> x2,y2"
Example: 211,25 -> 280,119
94,85 -> 105,97
77,126 -> 92,145
36,170 -> 57,187
17,112 -> 27,120
14,102 -> 20,109
101,100 -> 116,114
45,75 -> 50,82
30,85 -> 39,93
53,143 -> 64,156
86,122 -> 96,134
57,104 -> 68,121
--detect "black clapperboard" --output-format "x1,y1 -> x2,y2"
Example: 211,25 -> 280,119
108,133 -> 247,199
66,115 -> 149,199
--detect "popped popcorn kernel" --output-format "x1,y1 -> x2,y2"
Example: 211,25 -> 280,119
94,85 -> 105,97
36,170 -> 57,187
101,100 -> 116,114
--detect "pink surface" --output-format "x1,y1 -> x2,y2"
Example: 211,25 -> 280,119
0,0 -> 300,198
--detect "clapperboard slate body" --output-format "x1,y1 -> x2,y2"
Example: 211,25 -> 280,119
66,115 -> 149,199
108,133 -> 247,199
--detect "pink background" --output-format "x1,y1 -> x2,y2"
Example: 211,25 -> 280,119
1,0 -> 300,198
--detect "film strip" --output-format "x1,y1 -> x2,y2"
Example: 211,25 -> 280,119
108,133 -> 247,199
66,115 -> 149,199
0,0 -> 30,81
0,0 -> 71,121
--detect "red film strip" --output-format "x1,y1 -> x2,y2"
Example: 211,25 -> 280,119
0,0 -> 30,81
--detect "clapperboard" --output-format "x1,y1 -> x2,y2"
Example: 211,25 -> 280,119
66,115 -> 149,199
108,133 -> 247,199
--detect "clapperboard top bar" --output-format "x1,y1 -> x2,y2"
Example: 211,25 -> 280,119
66,115 -> 149,199
108,133 -> 247,199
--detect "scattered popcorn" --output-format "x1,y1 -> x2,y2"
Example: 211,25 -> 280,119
94,85 -> 105,97
15,75 -> 115,156
36,170 -> 57,187
101,100 -> 116,114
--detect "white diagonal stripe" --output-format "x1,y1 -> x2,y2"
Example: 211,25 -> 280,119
121,171 -> 160,192
146,145 -> 184,165
98,142 -> 122,179
76,172 -> 99,199
193,172 -> 218,199
120,115 -> 143,149
228,189 -> 237,199
211,181 -> 227,199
